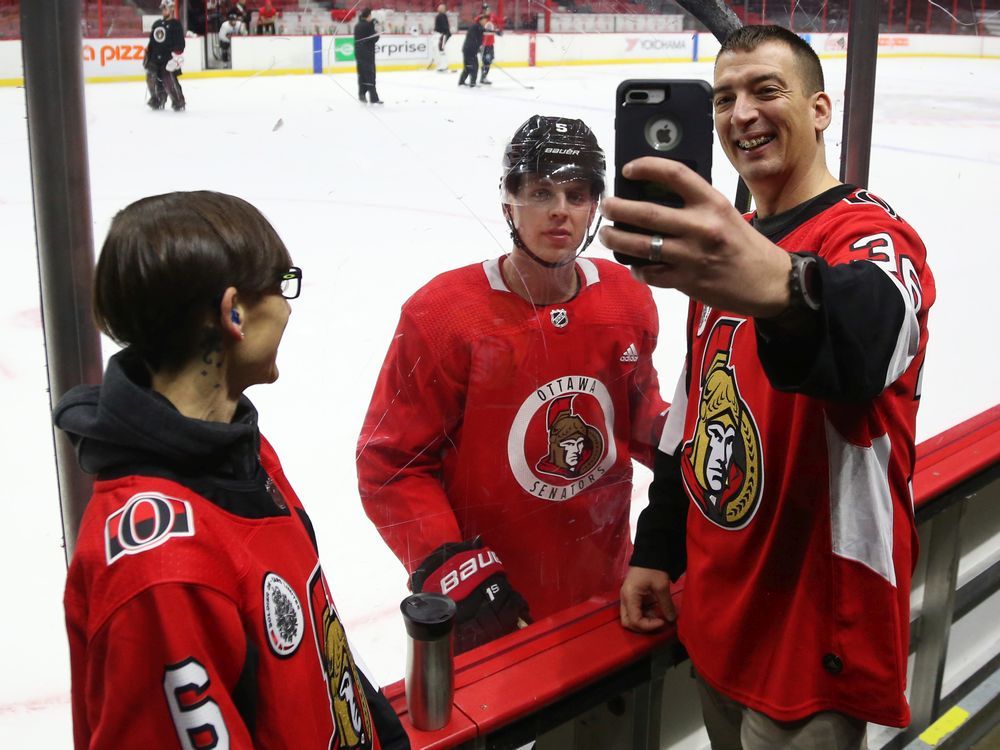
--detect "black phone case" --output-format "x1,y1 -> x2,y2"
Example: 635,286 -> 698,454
613,79 -> 714,266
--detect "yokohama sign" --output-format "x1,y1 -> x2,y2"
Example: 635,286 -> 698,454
621,35 -> 692,58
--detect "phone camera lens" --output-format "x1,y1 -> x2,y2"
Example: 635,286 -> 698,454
645,116 -> 682,152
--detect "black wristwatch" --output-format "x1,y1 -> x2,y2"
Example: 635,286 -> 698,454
788,252 -> 822,311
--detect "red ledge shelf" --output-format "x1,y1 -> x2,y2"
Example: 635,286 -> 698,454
383,406 -> 999,747
385,586 -> 681,744
913,404 -> 1000,507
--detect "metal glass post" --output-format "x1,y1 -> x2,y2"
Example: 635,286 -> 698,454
839,0 -> 880,188
20,1 -> 104,564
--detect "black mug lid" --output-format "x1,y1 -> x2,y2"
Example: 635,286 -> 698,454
401,593 -> 457,640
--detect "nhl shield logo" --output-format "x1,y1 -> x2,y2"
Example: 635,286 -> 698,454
550,309 -> 569,328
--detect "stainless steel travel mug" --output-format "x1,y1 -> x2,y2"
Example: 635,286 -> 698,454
401,592 -> 457,731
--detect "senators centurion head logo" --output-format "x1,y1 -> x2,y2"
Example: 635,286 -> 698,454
508,376 -> 617,502
308,566 -> 374,749
680,318 -> 763,529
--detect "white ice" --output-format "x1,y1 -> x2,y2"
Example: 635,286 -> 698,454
1,56 -> 998,745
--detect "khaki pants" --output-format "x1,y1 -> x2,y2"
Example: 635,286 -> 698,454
696,673 -> 868,750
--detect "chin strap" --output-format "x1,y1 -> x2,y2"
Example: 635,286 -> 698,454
505,211 -> 603,269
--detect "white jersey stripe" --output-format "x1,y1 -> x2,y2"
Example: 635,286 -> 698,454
826,417 -> 896,587
658,368 -> 689,455
880,269 -> 921,391
483,258 -> 507,292
577,257 -> 600,286
482,257 -> 601,291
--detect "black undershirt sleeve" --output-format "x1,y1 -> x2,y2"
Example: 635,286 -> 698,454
629,448 -> 688,582
755,258 -> 907,402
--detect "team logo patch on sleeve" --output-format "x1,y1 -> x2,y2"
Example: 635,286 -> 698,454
105,492 -> 194,565
263,572 -> 305,657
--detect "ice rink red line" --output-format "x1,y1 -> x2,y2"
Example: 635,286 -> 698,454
0,692 -> 70,714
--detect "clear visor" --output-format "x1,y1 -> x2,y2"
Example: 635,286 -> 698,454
501,169 -> 602,209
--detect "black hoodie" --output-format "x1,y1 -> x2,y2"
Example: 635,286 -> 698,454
54,348 -> 287,519
57,348 -> 411,749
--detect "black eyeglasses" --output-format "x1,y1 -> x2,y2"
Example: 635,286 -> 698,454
279,266 -> 302,299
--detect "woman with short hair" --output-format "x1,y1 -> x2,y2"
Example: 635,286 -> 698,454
57,191 -> 408,749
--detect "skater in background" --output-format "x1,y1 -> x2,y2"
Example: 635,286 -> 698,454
218,11 -> 245,64
57,191 -> 410,749
354,7 -> 383,104
144,0 -> 186,111
434,3 -> 451,72
478,2 -> 502,85
458,13 -> 485,87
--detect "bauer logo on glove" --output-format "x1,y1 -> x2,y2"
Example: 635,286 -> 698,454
427,547 -> 501,600
411,537 -> 531,653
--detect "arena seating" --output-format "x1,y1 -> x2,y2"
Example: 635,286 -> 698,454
0,0 -> 18,40
82,2 -> 144,38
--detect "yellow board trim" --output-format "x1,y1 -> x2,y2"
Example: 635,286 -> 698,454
919,705 -> 970,746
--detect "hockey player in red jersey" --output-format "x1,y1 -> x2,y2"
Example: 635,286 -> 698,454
57,192 -> 409,749
357,116 -> 668,653
604,26 -> 934,747
476,3 -> 502,85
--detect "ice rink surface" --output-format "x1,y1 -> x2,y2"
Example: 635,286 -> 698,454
1,55 -> 998,744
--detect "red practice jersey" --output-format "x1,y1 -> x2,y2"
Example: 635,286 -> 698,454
650,185 -> 934,726
481,13 -> 501,46
358,256 -> 667,620
65,437 -> 389,749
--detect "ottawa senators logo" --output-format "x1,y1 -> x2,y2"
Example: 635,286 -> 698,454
508,376 -> 617,502
307,566 -> 374,749
105,492 -> 194,565
535,394 -> 604,479
680,318 -> 763,529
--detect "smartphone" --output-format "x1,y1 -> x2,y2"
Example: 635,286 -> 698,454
613,79 -> 714,266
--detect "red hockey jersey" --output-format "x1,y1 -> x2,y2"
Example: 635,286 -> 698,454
65,437 -> 389,749
481,13 -> 501,46
649,186 -> 934,726
358,256 -> 667,620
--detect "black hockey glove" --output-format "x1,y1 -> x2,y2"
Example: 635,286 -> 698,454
411,537 -> 531,654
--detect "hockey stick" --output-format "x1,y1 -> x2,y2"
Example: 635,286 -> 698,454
491,63 -> 533,90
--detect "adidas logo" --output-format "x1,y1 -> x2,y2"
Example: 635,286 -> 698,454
620,343 -> 639,363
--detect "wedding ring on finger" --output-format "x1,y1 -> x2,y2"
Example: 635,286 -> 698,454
649,234 -> 664,263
